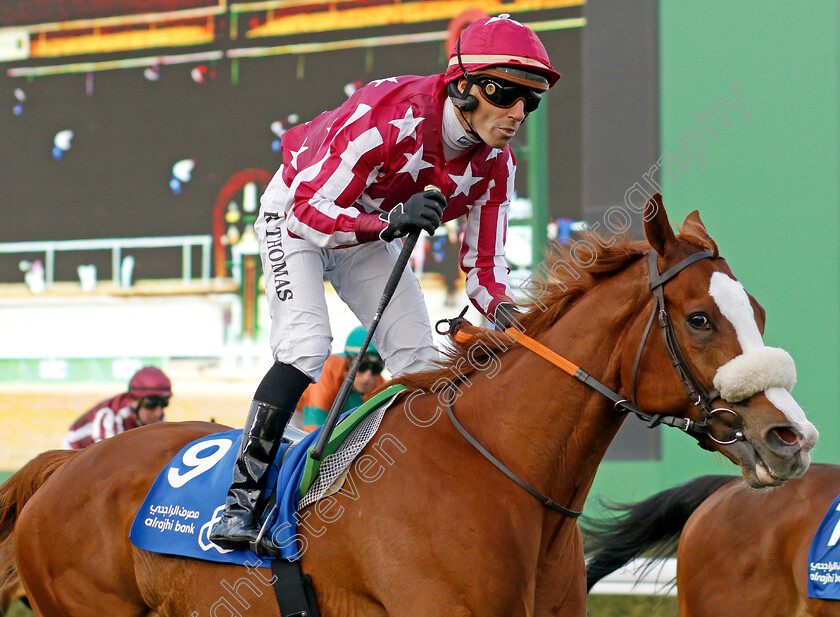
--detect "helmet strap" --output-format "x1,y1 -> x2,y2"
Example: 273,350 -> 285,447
456,36 -> 470,78
458,105 -> 482,143
452,36 -> 483,143
131,400 -> 144,423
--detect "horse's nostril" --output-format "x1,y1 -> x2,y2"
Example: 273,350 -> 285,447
773,427 -> 799,446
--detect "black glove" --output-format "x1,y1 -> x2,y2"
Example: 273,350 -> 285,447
494,302 -> 522,331
380,189 -> 446,242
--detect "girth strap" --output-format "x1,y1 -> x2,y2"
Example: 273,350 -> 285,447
271,558 -> 321,617
446,402 -> 582,518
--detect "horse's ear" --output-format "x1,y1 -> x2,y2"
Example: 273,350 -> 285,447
680,210 -> 719,254
680,210 -> 708,238
643,193 -> 677,255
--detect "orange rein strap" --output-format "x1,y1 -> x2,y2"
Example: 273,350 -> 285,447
451,320 -> 705,431
454,323 -> 642,416
504,328 -> 643,414
503,327 -> 580,377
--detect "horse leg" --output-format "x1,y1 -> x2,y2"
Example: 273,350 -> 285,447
0,577 -> 25,614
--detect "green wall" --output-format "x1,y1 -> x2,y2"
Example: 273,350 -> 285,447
588,0 -> 840,507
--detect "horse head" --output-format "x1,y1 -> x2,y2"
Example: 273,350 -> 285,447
626,193 -> 818,487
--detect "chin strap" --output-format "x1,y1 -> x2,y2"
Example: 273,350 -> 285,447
457,106 -> 482,143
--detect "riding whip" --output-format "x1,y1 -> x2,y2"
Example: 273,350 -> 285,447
310,185 -> 441,461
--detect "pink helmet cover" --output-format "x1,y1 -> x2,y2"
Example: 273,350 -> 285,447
128,366 -> 172,398
444,14 -> 561,87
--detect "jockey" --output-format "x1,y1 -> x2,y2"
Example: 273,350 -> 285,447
210,13 -> 561,553
62,366 -> 172,450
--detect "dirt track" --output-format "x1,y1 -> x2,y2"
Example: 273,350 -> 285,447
0,381 -> 255,471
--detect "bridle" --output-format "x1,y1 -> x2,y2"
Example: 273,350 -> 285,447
437,248 -> 746,518
628,249 -> 745,449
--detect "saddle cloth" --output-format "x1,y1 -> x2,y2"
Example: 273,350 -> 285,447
129,386 -> 405,565
807,492 -> 840,599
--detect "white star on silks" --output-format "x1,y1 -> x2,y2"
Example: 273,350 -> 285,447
370,77 -> 400,87
289,145 -> 309,169
360,193 -> 386,211
397,145 -> 434,182
486,148 -> 501,161
449,163 -> 484,197
389,107 -> 424,144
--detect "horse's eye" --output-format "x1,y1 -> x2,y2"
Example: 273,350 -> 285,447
688,313 -> 712,330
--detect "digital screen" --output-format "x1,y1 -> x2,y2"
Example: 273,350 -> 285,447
0,2 -> 583,283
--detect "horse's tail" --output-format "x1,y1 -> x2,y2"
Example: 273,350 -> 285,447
582,474 -> 735,592
0,449 -> 78,612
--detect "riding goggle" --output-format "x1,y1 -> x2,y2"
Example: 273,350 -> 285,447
139,396 -> 169,409
474,76 -> 542,113
358,357 -> 385,375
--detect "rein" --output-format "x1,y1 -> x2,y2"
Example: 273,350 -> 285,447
446,402 -> 582,517
438,248 -> 746,517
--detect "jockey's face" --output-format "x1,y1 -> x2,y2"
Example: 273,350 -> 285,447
349,354 -> 384,395
135,396 -> 168,425
353,369 -> 379,395
458,77 -> 528,149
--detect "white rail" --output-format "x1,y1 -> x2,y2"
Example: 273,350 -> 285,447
0,235 -> 213,287
589,558 -> 677,596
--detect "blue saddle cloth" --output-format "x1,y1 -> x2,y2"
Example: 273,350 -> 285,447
130,384 -> 405,565
130,426 -> 317,566
807,493 -> 840,599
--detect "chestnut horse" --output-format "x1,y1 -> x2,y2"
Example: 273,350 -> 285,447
584,463 -> 840,617
0,195 -> 818,617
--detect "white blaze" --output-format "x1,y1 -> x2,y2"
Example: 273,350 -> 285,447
708,272 -> 817,445
708,272 -> 763,351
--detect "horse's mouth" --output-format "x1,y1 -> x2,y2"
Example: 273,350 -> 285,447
735,438 -> 810,488
754,456 -> 782,487
722,436 -> 799,488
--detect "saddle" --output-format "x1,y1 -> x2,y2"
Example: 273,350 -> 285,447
129,384 -> 406,565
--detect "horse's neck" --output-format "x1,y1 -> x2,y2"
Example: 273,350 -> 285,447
457,264 -> 650,512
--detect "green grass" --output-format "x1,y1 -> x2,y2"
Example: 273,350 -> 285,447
587,595 -> 679,617
5,599 -> 33,617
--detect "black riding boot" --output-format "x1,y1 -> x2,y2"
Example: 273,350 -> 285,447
208,400 -> 290,549
209,362 -> 311,551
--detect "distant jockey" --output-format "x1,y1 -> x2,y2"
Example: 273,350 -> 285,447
62,366 -> 172,449
295,326 -> 386,431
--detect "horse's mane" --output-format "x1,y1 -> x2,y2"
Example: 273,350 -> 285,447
390,226 -> 718,393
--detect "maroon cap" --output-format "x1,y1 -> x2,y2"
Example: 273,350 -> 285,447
444,14 -> 560,87
128,366 -> 172,398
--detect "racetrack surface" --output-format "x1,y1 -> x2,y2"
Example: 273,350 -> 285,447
0,380 -> 255,473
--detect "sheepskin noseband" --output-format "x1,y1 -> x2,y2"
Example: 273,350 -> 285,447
713,346 -> 797,403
